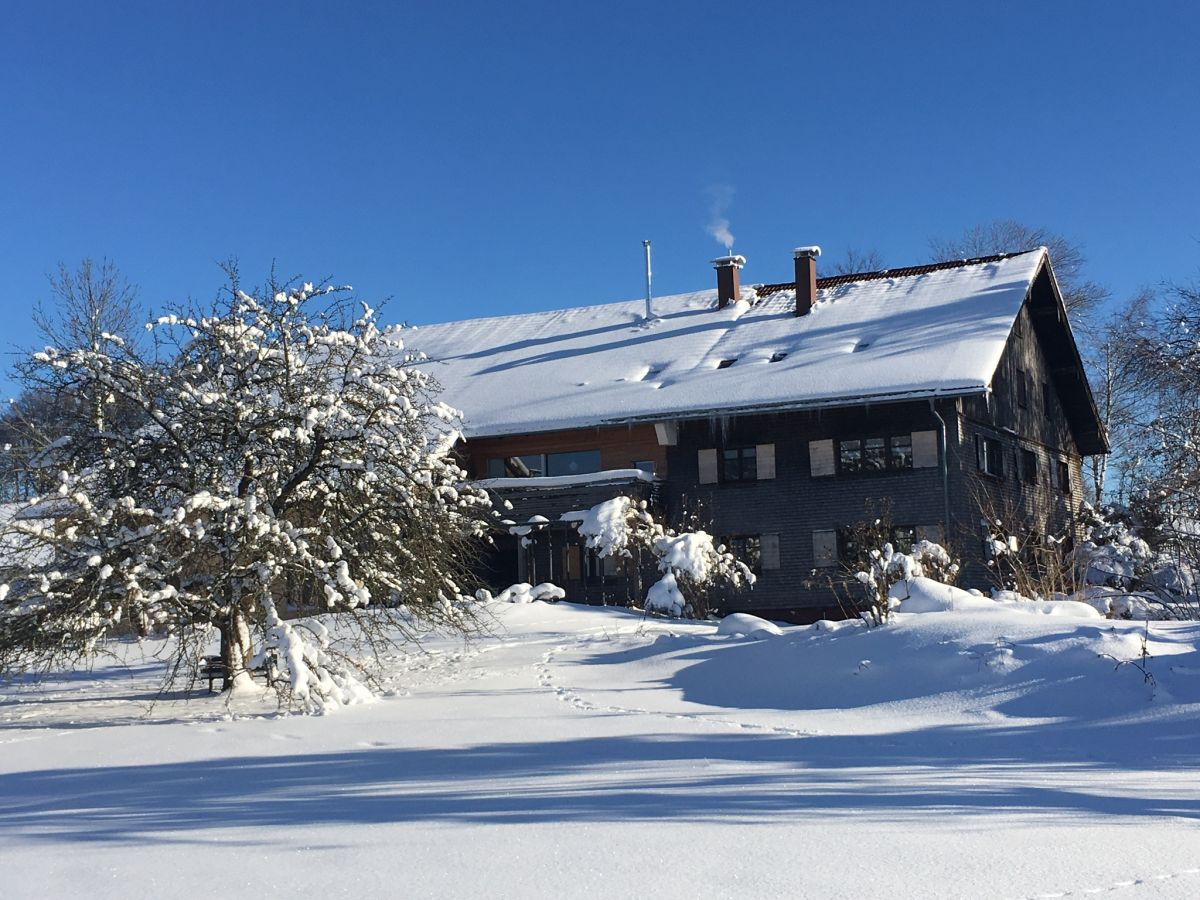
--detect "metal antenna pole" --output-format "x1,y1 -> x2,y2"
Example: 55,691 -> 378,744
643,239 -> 653,320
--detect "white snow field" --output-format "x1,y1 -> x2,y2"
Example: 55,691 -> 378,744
2,600 -> 1199,899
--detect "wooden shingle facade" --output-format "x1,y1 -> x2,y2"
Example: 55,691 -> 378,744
429,247 -> 1105,620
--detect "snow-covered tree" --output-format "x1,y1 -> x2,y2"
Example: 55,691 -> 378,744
3,259 -> 145,503
562,495 -> 755,618
0,271 -> 493,711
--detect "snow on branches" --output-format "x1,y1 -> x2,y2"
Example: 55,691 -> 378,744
561,496 -> 755,618
855,539 -> 958,625
0,273 -> 493,711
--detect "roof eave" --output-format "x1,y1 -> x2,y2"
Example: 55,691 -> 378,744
460,386 -> 988,440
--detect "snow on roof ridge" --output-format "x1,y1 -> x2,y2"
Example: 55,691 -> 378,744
404,249 -> 1046,438
756,247 -> 1046,298
407,248 -> 1046,334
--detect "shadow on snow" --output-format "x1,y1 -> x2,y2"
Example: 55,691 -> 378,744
2,724 -> 1198,846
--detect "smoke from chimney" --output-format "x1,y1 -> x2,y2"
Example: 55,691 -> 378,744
705,184 -> 736,252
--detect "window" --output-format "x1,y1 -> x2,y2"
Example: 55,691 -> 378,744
889,434 -> 913,469
717,358 -> 737,369
722,446 -> 757,482
862,437 -> 887,472
1017,369 -> 1028,409
837,524 -> 916,564
633,460 -> 656,476
583,548 -> 622,585
838,435 -> 913,474
1021,448 -> 1039,484
487,453 -> 546,478
546,450 -> 601,477
722,535 -> 762,574
486,450 -> 601,479
1058,460 -> 1071,496
976,435 -> 1003,478
889,525 -> 917,554
1042,382 -> 1053,421
839,439 -> 863,473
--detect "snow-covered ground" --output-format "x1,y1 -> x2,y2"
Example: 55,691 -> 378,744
3,601 -> 1199,899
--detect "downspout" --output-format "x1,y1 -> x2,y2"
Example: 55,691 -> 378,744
929,398 -> 951,540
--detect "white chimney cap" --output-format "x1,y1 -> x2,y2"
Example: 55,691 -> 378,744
711,254 -> 746,268
793,246 -> 822,258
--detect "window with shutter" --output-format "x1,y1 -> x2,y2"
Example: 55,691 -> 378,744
975,435 -> 1003,478
911,430 -> 939,468
1020,449 -> 1038,483
809,439 -> 835,477
755,443 -> 776,479
812,530 -> 838,568
760,533 -> 780,570
1058,460 -> 1072,496
837,434 -> 918,474
721,535 -> 762,573
721,447 -> 757,482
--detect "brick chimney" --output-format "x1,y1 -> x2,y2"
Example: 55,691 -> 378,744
793,246 -> 821,316
712,254 -> 746,309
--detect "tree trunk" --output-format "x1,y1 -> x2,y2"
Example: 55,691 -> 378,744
219,606 -> 255,692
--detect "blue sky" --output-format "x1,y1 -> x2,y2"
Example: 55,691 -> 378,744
2,1 -> 1197,398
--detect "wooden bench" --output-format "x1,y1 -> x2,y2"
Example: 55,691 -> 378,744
200,653 -> 281,693
201,655 -> 229,692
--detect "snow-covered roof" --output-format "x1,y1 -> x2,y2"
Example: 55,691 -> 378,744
410,249 -> 1047,438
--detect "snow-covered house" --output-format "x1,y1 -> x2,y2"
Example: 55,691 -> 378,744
412,246 -> 1106,620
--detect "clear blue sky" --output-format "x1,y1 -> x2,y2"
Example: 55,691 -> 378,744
2,1 -> 1198,398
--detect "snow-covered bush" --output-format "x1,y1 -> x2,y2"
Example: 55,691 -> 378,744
561,496 -> 755,618
983,516 -> 1080,602
1073,503 -> 1157,588
648,529 -> 755,618
0,272 -> 494,712
855,539 -> 959,625
1070,503 -> 1196,619
715,612 -> 783,639
978,505 -> 1194,620
565,496 -> 651,561
475,582 -> 565,604
828,504 -> 960,626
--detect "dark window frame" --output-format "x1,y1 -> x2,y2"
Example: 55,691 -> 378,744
721,534 -> 762,574
545,449 -> 602,478
487,453 -> 547,478
721,446 -> 758,483
583,547 -> 623,586
1058,459 -> 1072,496
486,448 -> 602,480
837,524 -> 917,564
976,434 -> 1004,479
1021,448 -> 1039,484
836,434 -> 914,476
